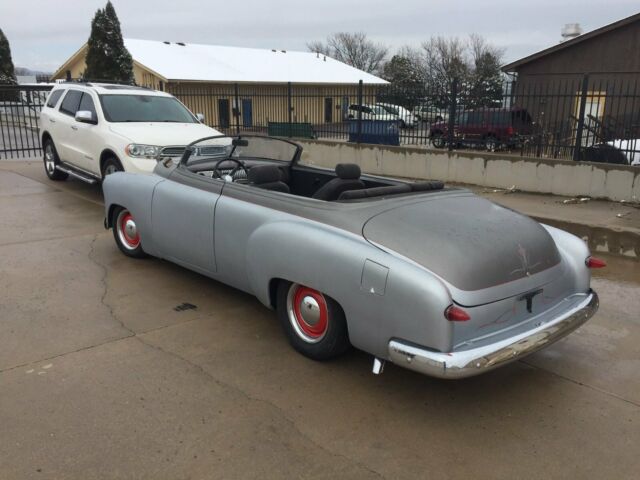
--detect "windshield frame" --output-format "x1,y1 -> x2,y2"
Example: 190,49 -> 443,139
179,135 -> 303,169
98,94 -> 198,123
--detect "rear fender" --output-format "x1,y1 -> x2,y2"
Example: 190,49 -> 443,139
246,221 -> 453,356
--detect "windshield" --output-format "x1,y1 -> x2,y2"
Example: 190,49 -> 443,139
371,105 -> 388,115
100,95 -> 196,123
380,105 -> 399,115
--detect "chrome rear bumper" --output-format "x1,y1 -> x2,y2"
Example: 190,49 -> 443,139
388,291 -> 598,379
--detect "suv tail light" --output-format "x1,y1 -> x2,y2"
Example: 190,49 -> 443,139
506,126 -> 515,136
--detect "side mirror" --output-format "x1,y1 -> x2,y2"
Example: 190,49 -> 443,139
75,110 -> 96,124
195,113 -> 205,123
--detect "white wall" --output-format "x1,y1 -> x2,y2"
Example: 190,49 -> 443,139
298,139 -> 640,202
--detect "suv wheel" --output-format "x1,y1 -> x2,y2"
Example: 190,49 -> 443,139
43,139 -> 68,181
101,157 -> 124,178
484,136 -> 499,152
431,132 -> 446,149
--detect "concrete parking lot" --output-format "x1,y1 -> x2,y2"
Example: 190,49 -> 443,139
1,160 -> 639,480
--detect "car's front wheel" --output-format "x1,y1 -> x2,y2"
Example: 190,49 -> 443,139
277,281 -> 350,361
43,139 -> 68,181
112,206 -> 147,258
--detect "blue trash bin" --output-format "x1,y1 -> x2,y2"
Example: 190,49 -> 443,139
348,120 -> 400,146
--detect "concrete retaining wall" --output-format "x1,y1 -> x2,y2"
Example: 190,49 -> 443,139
298,139 -> 640,202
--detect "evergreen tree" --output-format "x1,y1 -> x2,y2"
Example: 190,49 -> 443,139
84,1 -> 134,84
0,28 -> 17,85
381,53 -> 426,108
467,50 -> 504,108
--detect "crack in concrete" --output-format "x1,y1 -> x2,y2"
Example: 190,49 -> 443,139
88,234 -> 135,336
135,335 -> 387,480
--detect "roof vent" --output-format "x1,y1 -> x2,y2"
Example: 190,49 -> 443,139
560,23 -> 582,42
176,42 -> 186,46
281,50 -> 286,53
271,49 -> 277,52
163,41 -> 170,45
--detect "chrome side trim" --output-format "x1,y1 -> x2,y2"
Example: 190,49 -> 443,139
388,291 -> 598,379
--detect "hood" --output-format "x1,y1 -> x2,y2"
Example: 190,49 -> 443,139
363,195 -> 561,302
108,123 -> 220,146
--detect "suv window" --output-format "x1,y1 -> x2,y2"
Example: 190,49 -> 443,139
99,95 -> 196,123
78,93 -> 97,119
46,90 -> 64,108
59,90 -> 83,116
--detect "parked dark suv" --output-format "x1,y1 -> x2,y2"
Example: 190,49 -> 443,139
429,107 -> 533,150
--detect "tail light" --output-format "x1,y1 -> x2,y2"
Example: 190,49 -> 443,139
586,256 -> 607,269
506,126 -> 515,136
445,305 -> 470,322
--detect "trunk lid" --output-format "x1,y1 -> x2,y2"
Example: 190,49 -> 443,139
362,194 -> 563,306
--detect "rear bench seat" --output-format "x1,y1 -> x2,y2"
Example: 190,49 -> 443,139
338,181 -> 444,200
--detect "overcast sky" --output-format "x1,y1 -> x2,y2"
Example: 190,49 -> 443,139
1,0 -> 638,72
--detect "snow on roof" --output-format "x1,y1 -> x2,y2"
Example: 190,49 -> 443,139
124,38 -> 388,85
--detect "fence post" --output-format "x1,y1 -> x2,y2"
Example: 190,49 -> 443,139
287,82 -> 293,137
357,80 -> 363,143
447,78 -> 458,151
573,74 -> 590,161
234,83 -> 240,135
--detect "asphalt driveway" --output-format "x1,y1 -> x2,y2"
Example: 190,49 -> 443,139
1,161 -> 639,480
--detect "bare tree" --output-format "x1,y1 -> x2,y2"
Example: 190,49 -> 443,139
307,32 -> 388,74
421,36 -> 469,92
418,34 -> 505,107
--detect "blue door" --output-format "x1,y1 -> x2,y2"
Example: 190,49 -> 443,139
242,99 -> 253,128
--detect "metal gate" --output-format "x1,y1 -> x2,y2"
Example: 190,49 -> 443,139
0,85 -> 52,159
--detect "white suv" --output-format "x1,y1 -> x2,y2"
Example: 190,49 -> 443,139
39,83 -> 220,183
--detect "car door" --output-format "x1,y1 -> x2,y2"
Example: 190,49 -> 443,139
66,92 -> 101,173
150,166 -> 221,274
55,89 -> 83,163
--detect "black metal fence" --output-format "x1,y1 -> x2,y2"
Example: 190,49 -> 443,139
2,74 -> 639,165
0,85 -> 52,159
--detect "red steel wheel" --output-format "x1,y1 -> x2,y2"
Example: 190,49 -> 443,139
112,207 -> 146,258
277,281 -> 351,360
117,210 -> 140,249
288,285 -> 329,342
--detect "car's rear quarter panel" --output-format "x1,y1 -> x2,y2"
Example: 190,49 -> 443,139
213,193 -> 454,358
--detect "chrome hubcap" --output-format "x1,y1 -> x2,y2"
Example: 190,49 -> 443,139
124,219 -> 137,239
299,296 -> 320,326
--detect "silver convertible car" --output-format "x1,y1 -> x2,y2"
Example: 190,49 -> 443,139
103,135 -> 604,379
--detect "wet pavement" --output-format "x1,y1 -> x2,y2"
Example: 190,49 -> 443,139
0,161 -> 639,480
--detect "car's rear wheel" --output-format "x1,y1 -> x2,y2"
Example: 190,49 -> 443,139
43,139 -> 68,181
112,206 -> 147,258
102,157 -> 124,178
277,281 -> 350,361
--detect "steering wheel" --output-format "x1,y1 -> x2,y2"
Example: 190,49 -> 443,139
211,158 -> 247,180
